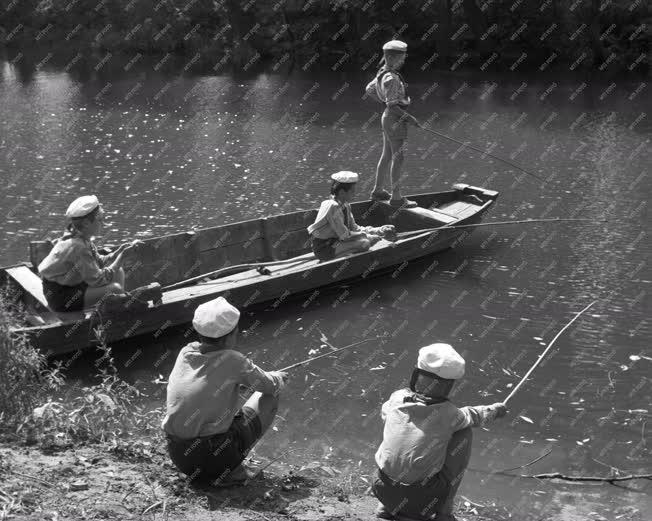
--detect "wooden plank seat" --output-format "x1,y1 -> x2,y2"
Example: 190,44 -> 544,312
6,266 -> 50,311
414,207 -> 458,224
6,266 -> 90,325
437,200 -> 482,220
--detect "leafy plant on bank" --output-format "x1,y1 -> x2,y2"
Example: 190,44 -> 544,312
0,302 -> 165,457
0,290 -> 63,434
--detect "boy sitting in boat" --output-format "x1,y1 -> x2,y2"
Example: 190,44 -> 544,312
162,296 -> 288,486
307,171 -> 395,261
38,195 -> 144,312
373,343 -> 508,521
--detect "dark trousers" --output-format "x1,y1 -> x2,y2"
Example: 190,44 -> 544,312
166,406 -> 262,484
372,427 -> 473,519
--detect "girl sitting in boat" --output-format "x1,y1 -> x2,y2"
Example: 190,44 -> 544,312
307,171 -> 395,261
38,195 -> 141,312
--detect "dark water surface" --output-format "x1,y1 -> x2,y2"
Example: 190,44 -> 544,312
1,57 -> 650,520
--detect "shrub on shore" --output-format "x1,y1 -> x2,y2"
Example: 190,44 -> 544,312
0,291 -> 62,433
0,294 -> 163,454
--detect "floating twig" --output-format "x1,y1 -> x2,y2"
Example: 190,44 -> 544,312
517,472 -> 652,483
142,500 -> 163,515
460,495 -> 486,508
249,448 -> 296,481
493,449 -> 552,474
642,421 -> 647,446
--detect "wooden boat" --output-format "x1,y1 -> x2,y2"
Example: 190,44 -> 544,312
1,183 -> 498,356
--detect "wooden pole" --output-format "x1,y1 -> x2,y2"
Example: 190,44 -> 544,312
504,301 -> 596,404
161,256 -> 311,292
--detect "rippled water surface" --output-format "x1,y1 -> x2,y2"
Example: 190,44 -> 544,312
1,57 -> 650,520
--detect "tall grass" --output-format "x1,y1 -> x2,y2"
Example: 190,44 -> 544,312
0,292 -> 164,456
0,290 -> 62,433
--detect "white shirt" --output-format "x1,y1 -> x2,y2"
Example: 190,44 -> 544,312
161,343 -> 282,439
374,388 -> 502,484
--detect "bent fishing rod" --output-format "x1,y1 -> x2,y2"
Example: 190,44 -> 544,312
504,300 -> 596,404
401,108 -> 547,184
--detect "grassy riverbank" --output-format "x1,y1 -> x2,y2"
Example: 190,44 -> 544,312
0,293 -> 508,520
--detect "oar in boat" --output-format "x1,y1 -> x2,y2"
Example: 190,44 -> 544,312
278,336 -> 386,372
162,256 -> 313,292
396,218 -> 606,241
402,109 -> 547,184
503,300 -> 596,405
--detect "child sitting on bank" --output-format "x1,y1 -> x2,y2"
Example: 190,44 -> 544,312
373,343 -> 508,521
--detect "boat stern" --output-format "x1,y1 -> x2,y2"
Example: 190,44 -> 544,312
452,183 -> 499,203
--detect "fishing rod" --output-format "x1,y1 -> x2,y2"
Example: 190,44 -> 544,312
278,336 -> 385,372
504,300 -> 596,404
403,109 -> 547,184
396,218 -> 605,241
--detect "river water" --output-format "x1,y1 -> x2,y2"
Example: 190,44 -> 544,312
1,55 -> 650,520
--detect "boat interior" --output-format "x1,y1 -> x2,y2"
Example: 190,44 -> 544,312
4,187 -> 492,327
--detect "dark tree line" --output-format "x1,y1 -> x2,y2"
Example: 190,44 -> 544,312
0,0 -> 649,74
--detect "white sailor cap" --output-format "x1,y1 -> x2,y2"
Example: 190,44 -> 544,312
193,296 -> 240,338
417,343 -> 465,379
382,40 -> 408,52
330,171 -> 359,184
65,195 -> 100,219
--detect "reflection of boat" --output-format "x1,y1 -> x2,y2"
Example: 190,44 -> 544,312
1,183 -> 498,356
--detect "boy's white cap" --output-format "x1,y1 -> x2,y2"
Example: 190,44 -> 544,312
383,40 -> 407,52
331,171 -> 359,183
417,343 -> 465,379
65,195 -> 100,219
193,296 -> 240,338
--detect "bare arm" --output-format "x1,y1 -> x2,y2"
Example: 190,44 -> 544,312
240,358 -> 285,395
73,243 -> 116,287
453,402 -> 507,430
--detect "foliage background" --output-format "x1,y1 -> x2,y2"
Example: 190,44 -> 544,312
0,0 -> 649,74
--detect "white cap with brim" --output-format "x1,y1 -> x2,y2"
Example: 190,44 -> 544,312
417,343 -> 465,379
383,40 -> 408,52
331,171 -> 359,183
65,195 -> 100,219
193,296 -> 240,338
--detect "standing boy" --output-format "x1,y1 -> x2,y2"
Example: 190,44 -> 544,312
368,40 -> 420,208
